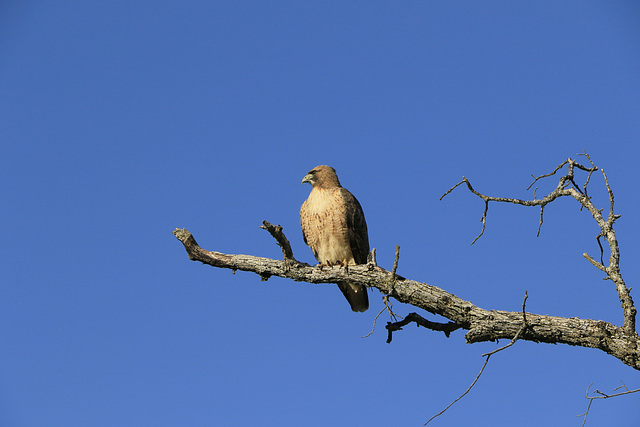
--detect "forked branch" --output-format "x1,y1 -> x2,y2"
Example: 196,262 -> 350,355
172,154 -> 639,371
173,224 -> 640,371
578,382 -> 640,426
440,153 -> 636,335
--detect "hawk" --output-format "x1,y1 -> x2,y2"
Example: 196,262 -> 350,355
300,165 -> 370,312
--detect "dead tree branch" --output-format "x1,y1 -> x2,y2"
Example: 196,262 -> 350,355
172,225 -> 640,370
172,154 -> 639,371
386,312 -> 460,343
260,220 -> 298,263
363,295 -> 403,338
425,356 -> 490,425
425,291 -> 530,425
578,381 -> 640,426
440,153 -> 636,335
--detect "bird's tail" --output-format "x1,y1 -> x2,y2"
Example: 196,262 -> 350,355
337,282 -> 369,312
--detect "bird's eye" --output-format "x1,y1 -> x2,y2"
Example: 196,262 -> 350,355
309,170 -> 317,175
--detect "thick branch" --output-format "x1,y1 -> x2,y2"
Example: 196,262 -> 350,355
172,227 -> 640,371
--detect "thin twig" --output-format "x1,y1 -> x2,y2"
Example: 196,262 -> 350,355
363,295 -> 404,338
579,151 -> 596,203
537,205 -> 544,237
596,234 -> 605,266
578,381 -> 640,426
362,305 -> 387,338
425,357 -> 490,425
526,160 -> 569,190
579,395 -> 594,427
383,295 -> 402,321
426,292 -> 529,424
472,200 -> 489,244
392,245 -> 400,277
602,169 -> 616,224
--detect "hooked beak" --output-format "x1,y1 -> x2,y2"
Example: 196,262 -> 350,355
301,173 -> 314,184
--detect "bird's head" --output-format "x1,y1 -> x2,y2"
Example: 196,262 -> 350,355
302,165 -> 341,188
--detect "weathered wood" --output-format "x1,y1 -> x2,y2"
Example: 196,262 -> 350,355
172,154 -> 639,372
172,227 -> 640,371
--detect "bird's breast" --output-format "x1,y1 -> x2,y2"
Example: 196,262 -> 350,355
301,189 -> 353,265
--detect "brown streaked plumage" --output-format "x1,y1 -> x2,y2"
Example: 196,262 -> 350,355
300,165 -> 369,312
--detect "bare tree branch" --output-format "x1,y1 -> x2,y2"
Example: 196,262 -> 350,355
362,305 -> 388,339
172,225 -> 640,370
578,381 -> 640,426
260,220 -> 298,263
440,154 -> 636,335
363,295 -> 403,338
425,356 -> 490,425
172,154 -> 640,371
391,245 -> 400,277
425,291 -> 530,425
386,312 -> 460,342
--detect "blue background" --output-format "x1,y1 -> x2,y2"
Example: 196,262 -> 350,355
2,1 -> 639,425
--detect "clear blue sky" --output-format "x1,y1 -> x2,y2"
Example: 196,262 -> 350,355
2,1 -> 639,426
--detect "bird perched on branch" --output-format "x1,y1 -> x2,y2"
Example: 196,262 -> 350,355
300,165 -> 370,312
